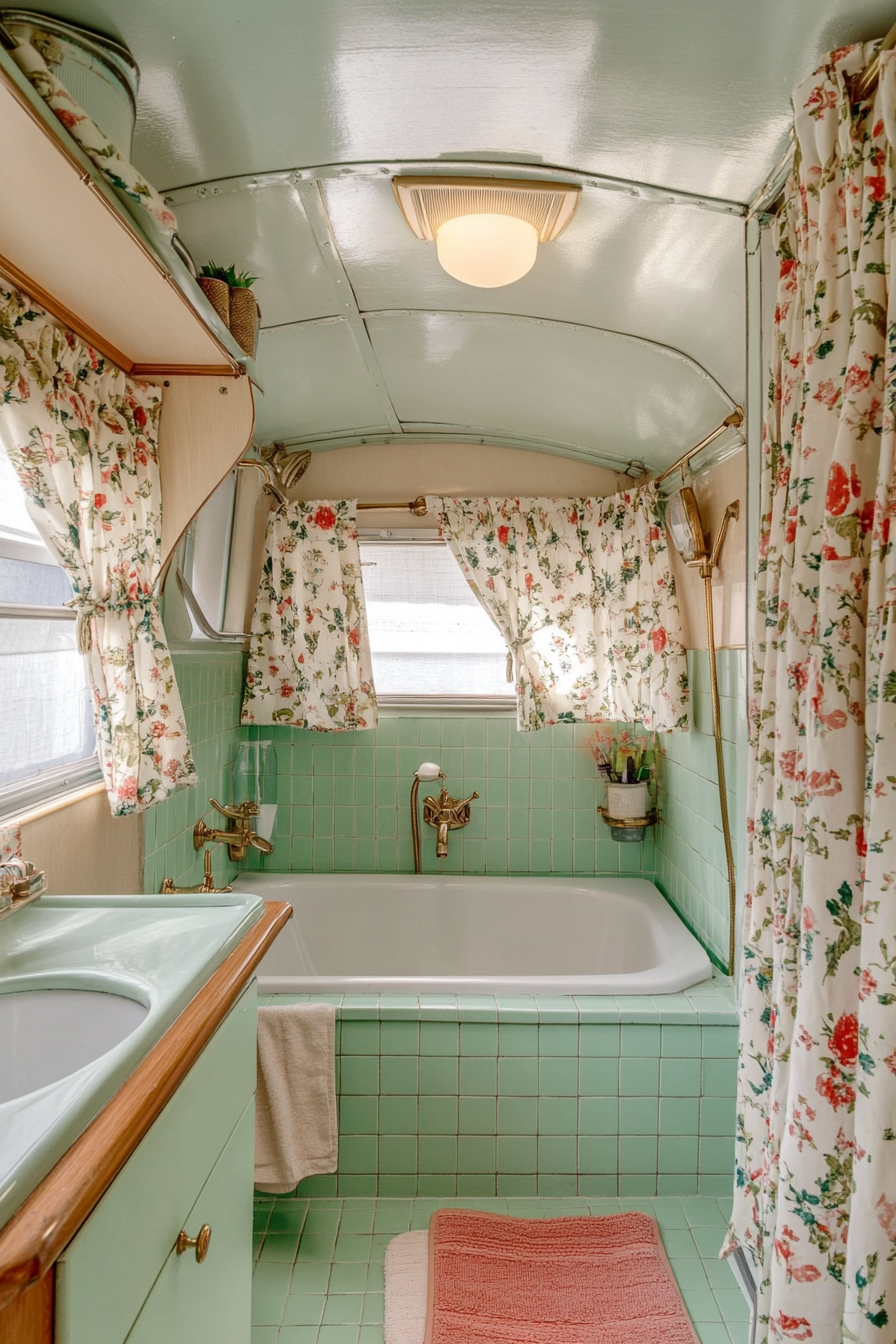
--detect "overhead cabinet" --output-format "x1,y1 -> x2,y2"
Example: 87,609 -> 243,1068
0,46 -> 256,561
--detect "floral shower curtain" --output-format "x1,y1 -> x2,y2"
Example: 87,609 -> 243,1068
725,44 -> 896,1344
241,499 -> 378,730
427,488 -> 688,731
0,283 -> 196,815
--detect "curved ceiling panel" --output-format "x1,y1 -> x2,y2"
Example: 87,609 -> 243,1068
254,320 -> 392,443
365,311 -> 734,470
321,174 -> 746,401
172,181 -> 340,328
48,0 -> 896,203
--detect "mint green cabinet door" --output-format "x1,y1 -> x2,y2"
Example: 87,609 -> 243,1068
57,982 -> 257,1344
124,1099 -> 255,1344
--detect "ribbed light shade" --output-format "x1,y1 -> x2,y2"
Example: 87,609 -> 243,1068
435,214 -> 539,288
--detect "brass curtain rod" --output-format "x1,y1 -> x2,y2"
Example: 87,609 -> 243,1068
236,457 -> 430,515
358,497 -> 428,515
854,18 -> 896,101
652,408 -> 744,488
239,411 -> 745,509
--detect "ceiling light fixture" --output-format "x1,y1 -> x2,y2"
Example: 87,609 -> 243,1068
393,176 -> 581,288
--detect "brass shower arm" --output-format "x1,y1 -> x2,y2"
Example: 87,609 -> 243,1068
653,408 -> 744,490
704,500 -> 740,576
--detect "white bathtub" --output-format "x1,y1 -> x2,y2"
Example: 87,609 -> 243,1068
231,874 -> 712,996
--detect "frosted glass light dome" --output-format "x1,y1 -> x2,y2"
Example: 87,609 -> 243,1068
436,213 -> 539,287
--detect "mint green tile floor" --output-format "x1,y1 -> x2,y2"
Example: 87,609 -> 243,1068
251,1196 -> 749,1344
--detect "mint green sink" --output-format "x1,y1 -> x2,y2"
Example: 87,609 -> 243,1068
0,892 -> 265,1231
0,981 -> 149,1104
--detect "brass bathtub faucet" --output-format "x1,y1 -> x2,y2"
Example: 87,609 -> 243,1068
193,798 -> 275,863
422,786 -> 479,858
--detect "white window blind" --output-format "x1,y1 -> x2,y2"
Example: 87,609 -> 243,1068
0,445 -> 97,807
359,539 -> 513,701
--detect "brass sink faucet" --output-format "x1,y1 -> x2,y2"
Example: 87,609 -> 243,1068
161,848 -> 231,895
423,786 -> 480,859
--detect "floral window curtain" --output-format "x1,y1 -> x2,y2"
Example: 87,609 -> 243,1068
0,283 -> 196,815
7,40 -> 177,238
241,500 -> 378,730
724,44 -> 896,1344
427,488 -> 688,731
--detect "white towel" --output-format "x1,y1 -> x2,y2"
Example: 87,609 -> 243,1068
384,1230 -> 429,1344
254,1002 -> 337,1193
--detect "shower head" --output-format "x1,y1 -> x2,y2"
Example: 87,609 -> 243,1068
666,486 -> 708,564
411,762 -> 444,874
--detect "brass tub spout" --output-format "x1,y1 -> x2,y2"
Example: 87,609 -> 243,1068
423,787 -> 479,861
193,798 -> 275,863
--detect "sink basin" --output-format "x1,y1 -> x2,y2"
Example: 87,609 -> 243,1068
0,986 -> 149,1104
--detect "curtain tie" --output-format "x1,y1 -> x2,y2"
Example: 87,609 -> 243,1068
65,592 -> 156,654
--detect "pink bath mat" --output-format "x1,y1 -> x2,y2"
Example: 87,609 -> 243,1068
423,1209 -> 700,1344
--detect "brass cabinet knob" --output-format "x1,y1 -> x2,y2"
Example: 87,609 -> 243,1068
176,1223 -> 211,1263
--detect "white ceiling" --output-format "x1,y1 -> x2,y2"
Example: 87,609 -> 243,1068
38,0 -> 896,470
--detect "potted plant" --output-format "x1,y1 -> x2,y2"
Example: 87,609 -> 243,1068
198,261 -> 231,327
198,263 -> 261,357
227,268 -> 260,358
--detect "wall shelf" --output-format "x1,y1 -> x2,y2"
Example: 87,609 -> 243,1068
0,46 -> 252,379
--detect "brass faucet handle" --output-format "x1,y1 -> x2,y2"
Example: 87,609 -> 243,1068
193,817 -> 215,850
209,797 -> 259,821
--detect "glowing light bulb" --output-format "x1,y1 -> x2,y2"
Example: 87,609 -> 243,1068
436,214 -> 538,288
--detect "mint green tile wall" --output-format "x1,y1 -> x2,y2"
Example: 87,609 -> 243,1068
655,648 -> 747,967
142,647 -> 246,894
276,982 -> 738,1200
241,718 -> 655,877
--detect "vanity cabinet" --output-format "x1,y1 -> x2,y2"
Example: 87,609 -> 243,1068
0,900 -> 291,1344
55,983 -> 257,1344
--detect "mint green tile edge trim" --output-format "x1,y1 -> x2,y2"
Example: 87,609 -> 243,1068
262,987 -> 738,1026
653,878 -> 730,976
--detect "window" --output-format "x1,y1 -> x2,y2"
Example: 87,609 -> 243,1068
0,445 -> 98,813
164,469 -> 249,643
359,535 -> 514,705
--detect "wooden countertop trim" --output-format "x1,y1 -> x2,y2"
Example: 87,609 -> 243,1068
0,899 -> 292,1310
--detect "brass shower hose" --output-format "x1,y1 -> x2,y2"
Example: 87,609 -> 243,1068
699,502 -> 740,977
703,566 -> 738,977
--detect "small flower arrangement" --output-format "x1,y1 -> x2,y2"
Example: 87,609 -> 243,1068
587,726 -> 656,785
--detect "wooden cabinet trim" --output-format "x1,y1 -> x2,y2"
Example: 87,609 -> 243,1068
0,1273 -> 53,1344
0,900 -> 291,1313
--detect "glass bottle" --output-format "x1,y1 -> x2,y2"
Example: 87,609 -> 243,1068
232,740 -> 278,841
